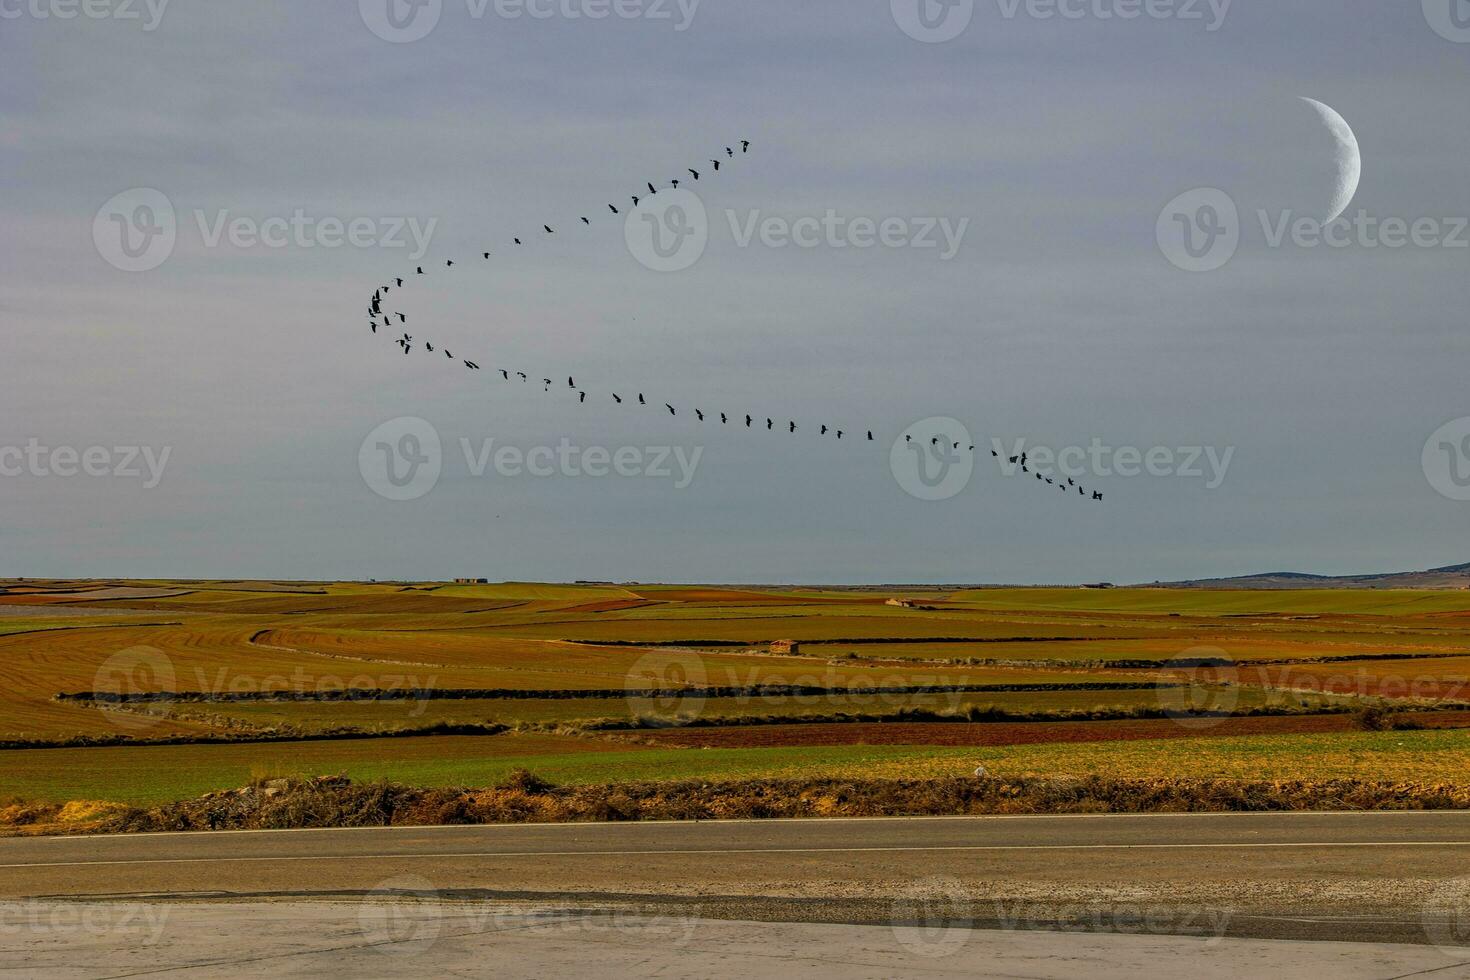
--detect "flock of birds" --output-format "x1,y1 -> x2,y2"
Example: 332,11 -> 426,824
361,141 -> 1103,502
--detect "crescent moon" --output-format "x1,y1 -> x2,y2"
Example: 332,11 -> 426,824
1299,96 -> 1361,224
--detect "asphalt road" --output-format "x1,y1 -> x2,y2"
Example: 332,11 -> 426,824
5,812 -> 1470,946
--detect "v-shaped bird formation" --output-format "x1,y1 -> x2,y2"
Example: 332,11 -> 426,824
360,140 -> 1103,503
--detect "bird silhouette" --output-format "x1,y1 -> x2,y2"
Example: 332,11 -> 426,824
446,260 -> 453,267
720,413 -> 728,424
398,313 -> 406,323
638,393 -> 646,405
416,267 -> 424,275
711,159 -> 721,171
696,409 -> 705,421
613,393 -> 623,404
745,415 -> 752,427
465,360 -> 480,370
568,377 -> 575,388
445,350 -> 453,359
665,403 -> 676,416
514,238 -> 522,245
836,430 -> 843,439
670,179 -> 680,190
483,252 -> 490,259
1093,491 -> 1103,500
766,418 -> 773,430
867,431 -> 874,441
742,140 -> 750,152
579,391 -> 586,404
822,425 -> 829,436
517,372 -> 527,381
500,370 -> 509,380
790,421 -> 797,433
631,195 -> 640,206
544,225 -> 554,234
426,342 -> 434,352
726,147 -> 734,157
395,278 -> 403,287
370,321 -> 377,333
647,182 -> 657,195
609,204 -> 620,214
581,217 -> 590,225
689,169 -> 700,180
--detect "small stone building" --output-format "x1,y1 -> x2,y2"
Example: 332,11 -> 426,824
770,639 -> 800,655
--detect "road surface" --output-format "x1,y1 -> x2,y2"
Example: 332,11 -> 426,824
3,811 -> 1470,975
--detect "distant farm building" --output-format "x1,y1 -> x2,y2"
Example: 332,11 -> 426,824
454,578 -> 489,585
770,639 -> 800,655
886,598 -> 919,608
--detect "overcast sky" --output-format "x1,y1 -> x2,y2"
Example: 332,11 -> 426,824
4,0 -> 1469,584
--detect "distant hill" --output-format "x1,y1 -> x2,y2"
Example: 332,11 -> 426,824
1154,562 -> 1470,590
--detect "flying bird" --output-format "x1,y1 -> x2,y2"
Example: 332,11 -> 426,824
579,391 -> 587,404
790,421 -> 797,433
500,370 -> 509,380
721,413 -> 728,424
665,403 -> 676,416
544,225 -> 554,234
647,182 -> 657,195
867,431 -> 874,441
514,238 -> 522,245
638,393 -> 646,405
726,147 -> 734,157
742,140 -> 750,152
568,377 -> 575,388
766,418 -> 773,430
465,360 -> 480,370
609,204 -> 620,214
670,179 -> 679,189
688,169 -> 700,180
710,159 -> 721,171
631,195 -> 640,206
745,414 -> 752,427
483,252 -> 490,259
446,260 -> 453,267
696,409 -> 704,421
613,393 -> 623,404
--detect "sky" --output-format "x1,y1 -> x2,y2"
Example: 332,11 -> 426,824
3,0 -> 1470,584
